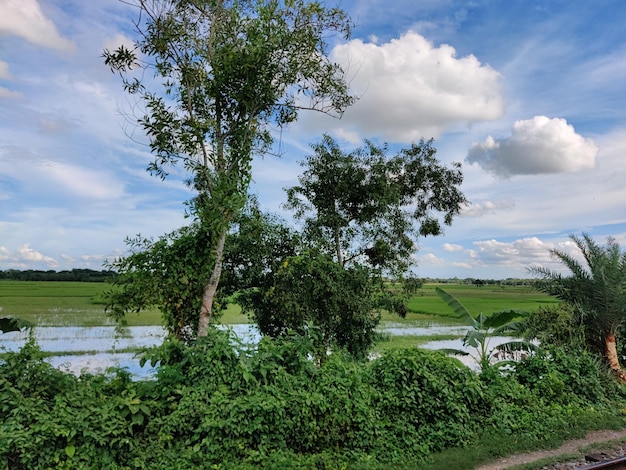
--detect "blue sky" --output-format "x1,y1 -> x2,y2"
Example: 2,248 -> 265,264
1,0 -> 625,279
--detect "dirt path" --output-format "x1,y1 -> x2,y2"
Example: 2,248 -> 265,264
476,428 -> 626,470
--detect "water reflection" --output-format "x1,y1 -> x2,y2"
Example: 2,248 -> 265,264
1,323 -> 500,377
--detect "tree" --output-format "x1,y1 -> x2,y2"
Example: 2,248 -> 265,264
435,288 -> 536,371
105,224 -> 213,339
244,252 -> 379,364
104,0 -> 354,336
220,196 -> 302,298
284,134 -> 467,276
218,200 -> 381,363
529,233 -> 626,381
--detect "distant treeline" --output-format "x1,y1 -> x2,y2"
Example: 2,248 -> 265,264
0,269 -> 115,282
0,269 -> 533,285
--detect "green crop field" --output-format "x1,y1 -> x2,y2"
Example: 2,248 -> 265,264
0,281 -> 158,327
0,280 -> 557,328
380,283 -> 558,324
0,280 -> 248,327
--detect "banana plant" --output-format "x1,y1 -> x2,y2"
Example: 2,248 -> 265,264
435,287 -> 538,371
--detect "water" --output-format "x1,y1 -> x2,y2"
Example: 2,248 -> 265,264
0,323 -> 521,377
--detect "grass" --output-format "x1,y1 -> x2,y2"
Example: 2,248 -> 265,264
372,333 -> 464,353
415,410 -> 626,470
406,284 -> 558,318
0,281 -> 557,328
0,280 -> 249,327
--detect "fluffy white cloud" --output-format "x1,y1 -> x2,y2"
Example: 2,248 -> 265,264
451,236 -> 590,275
462,199 -> 516,218
0,146 -> 125,200
442,243 -> 463,252
0,0 -> 74,52
0,243 -> 58,268
418,253 -> 445,266
0,86 -> 21,99
303,31 -> 504,142
466,116 -> 598,178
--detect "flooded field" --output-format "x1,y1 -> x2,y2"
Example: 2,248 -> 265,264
1,322 -> 483,376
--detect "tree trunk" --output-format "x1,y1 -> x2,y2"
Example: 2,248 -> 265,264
197,225 -> 228,337
604,332 -> 626,382
334,227 -> 343,268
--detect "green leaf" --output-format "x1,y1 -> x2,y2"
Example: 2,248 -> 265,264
65,445 -> 75,458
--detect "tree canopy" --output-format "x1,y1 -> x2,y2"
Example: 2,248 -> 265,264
104,0 -> 354,335
284,134 -> 467,276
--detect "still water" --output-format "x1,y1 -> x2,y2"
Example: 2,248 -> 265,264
0,323 -> 513,377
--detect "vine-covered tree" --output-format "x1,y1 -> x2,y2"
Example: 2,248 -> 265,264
284,134 -> 467,277
104,0 -> 354,336
105,225 -> 212,339
530,233 -> 626,381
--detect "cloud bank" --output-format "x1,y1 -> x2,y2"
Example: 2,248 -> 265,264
0,0 -> 75,52
304,30 -> 504,143
466,116 -> 598,178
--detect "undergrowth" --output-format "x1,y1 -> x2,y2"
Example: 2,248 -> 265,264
1,331 -> 624,469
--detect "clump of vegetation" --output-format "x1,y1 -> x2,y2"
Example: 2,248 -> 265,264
2,330 -> 623,469
435,287 -> 536,371
530,233 -> 626,380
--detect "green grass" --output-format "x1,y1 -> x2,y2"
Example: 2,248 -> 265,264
407,284 -> 558,318
415,409 -> 626,470
372,333 -> 464,353
0,281 -> 557,328
0,280 -> 161,327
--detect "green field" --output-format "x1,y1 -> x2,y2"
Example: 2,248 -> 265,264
0,280 -> 557,328
402,283 -> 558,320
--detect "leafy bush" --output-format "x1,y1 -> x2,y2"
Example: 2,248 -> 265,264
2,333 -> 624,469
368,348 -> 485,461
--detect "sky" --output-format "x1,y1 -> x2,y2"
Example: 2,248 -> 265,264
0,0 -> 625,279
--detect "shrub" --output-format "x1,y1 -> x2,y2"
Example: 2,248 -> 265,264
368,348 -> 485,461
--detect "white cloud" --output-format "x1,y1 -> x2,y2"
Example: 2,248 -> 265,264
0,0 -> 75,52
103,33 -> 135,55
303,30 -> 504,143
442,243 -> 463,252
453,236 -> 591,275
0,86 -> 21,99
462,199 -> 516,218
14,244 -> 57,266
418,253 -> 445,266
466,116 -> 598,178
0,146 -> 125,200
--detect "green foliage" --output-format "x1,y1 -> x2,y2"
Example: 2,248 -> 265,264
369,348 -> 486,461
2,334 -> 624,469
435,287 -> 536,371
524,303 -> 587,348
285,134 -> 467,276
220,196 -> 302,297
530,233 -> 626,359
514,347 -> 619,405
104,224 -> 214,338
242,253 -> 380,363
104,0 -> 355,336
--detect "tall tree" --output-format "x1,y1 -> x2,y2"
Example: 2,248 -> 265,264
530,233 -> 626,381
284,134 -> 467,276
104,0 -> 354,336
